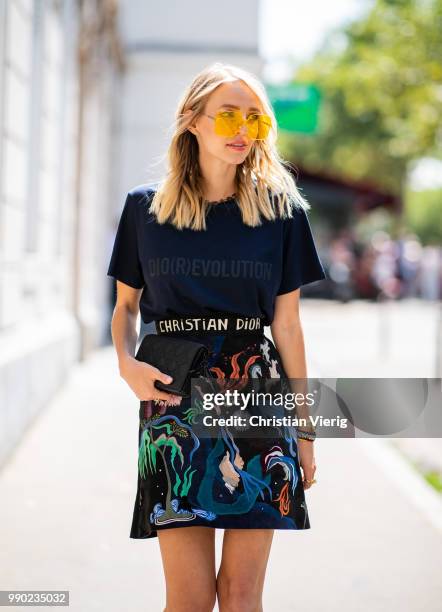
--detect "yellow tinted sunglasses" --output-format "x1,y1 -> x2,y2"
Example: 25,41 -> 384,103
204,109 -> 272,140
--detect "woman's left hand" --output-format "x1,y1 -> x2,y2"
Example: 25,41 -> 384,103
298,439 -> 317,490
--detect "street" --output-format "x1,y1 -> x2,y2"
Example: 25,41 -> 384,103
1,300 -> 441,611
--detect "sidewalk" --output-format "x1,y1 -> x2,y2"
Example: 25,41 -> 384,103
0,304 -> 441,611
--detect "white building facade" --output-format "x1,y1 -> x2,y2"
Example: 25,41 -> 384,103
0,0 -> 262,467
0,0 -> 124,467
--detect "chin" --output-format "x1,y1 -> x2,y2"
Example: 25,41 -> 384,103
221,150 -> 249,164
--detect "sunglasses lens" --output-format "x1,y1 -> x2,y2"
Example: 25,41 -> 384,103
257,115 -> 272,139
247,115 -> 271,140
214,110 -> 271,139
246,116 -> 259,139
215,111 -> 240,137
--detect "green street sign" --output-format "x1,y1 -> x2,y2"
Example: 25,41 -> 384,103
265,83 -> 321,134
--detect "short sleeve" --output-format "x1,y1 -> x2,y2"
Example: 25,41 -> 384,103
277,206 -> 326,295
107,192 -> 145,289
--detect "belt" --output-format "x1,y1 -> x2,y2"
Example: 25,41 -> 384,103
155,315 -> 266,336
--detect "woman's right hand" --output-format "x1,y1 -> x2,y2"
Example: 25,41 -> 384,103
119,355 -> 182,406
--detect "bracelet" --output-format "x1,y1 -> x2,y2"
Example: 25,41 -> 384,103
296,429 -> 316,442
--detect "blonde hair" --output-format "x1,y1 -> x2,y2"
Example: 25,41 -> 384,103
149,62 -> 311,231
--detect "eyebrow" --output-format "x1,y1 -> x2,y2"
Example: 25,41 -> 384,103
219,104 -> 261,113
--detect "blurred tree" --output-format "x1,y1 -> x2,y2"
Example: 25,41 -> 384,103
280,0 -> 442,196
404,188 -> 442,244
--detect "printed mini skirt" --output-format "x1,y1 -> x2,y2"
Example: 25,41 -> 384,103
130,314 -> 311,539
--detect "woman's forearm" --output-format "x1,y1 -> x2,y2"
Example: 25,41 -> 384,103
110,304 -> 139,374
271,322 -> 307,379
271,322 -> 315,435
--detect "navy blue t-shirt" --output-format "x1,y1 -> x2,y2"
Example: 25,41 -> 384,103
107,184 -> 326,327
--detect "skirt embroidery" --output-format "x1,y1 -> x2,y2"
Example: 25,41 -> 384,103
130,333 -> 311,538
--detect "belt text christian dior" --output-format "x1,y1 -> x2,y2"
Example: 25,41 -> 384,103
156,316 -> 265,334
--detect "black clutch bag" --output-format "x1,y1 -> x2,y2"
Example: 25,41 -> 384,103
134,334 -> 211,398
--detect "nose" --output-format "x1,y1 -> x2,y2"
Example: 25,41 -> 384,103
236,122 -> 249,138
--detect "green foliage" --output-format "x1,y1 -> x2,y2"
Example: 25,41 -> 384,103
404,187 -> 442,244
281,0 -> 442,194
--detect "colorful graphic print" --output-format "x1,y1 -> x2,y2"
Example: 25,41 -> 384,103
130,332 -> 310,539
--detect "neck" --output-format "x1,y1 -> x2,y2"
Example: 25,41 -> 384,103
198,153 -> 237,202
202,181 -> 237,202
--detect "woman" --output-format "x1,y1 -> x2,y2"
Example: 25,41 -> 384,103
107,62 -> 326,612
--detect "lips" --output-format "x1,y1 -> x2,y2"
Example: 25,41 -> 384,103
226,141 -> 248,150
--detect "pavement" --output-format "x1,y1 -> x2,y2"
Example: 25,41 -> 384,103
0,299 -> 441,612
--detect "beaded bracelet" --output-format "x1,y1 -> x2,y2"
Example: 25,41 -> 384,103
296,429 -> 316,442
